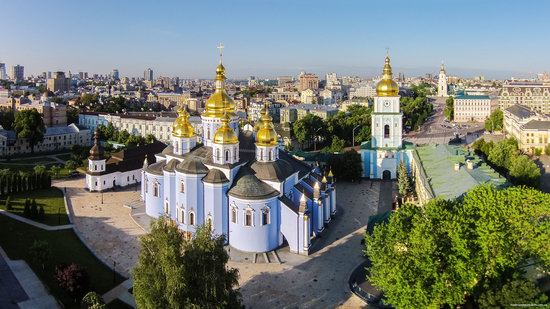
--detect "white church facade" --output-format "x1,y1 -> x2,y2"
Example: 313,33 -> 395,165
140,57 -> 336,255
360,56 -> 413,179
437,63 -> 448,97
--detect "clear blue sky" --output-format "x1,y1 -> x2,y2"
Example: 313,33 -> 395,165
3,0 -> 549,79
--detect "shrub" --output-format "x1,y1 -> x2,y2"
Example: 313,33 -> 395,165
31,199 -> 38,219
29,240 -> 51,270
54,263 -> 90,297
5,196 -> 12,210
81,291 -> 106,309
38,205 -> 45,220
534,148 -> 542,156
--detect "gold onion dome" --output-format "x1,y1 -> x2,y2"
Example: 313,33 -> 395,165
376,56 -> 399,97
213,112 -> 238,144
172,107 -> 195,138
204,61 -> 236,118
256,104 -> 278,146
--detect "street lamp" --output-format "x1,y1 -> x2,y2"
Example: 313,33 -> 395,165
113,260 -> 117,283
101,191 -> 104,204
352,125 -> 361,148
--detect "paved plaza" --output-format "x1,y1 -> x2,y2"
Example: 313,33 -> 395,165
57,176 -> 390,308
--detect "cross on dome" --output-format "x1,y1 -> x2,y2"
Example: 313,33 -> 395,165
217,43 -> 224,63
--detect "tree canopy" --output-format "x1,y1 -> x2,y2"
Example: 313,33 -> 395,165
365,185 -> 550,308
14,108 -> 45,154
444,96 -> 454,121
485,109 -> 504,132
133,219 -> 242,309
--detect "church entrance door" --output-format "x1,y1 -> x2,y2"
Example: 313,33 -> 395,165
382,170 -> 391,180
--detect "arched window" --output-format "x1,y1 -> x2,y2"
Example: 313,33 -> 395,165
260,149 -> 264,160
189,211 -> 195,226
384,124 -> 390,138
178,207 -> 184,223
244,208 -> 253,226
180,180 -> 185,193
207,127 -> 211,140
225,150 -> 229,162
261,207 -> 270,225
231,206 -> 237,223
164,199 -> 169,214
269,150 -> 272,161
153,182 -> 159,197
145,177 -> 148,193
234,147 -> 237,160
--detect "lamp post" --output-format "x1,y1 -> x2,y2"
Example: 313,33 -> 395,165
101,191 -> 104,204
113,260 -> 117,283
352,125 -> 361,148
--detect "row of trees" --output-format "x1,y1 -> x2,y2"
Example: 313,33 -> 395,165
22,198 -> 45,220
444,96 -> 454,120
13,109 -> 46,154
0,167 -> 52,196
401,84 -> 434,131
365,185 -> 550,308
96,123 -> 155,147
473,138 -> 540,187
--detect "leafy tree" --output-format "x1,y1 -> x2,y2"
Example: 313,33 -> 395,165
50,165 -> 61,177
66,106 -> 80,125
328,149 -> 362,182
54,263 -> 90,298
485,109 -> 503,132
293,114 -> 326,148
33,165 -> 47,175
322,136 -> 345,153
133,219 -> 242,309
0,108 -> 15,130
81,291 -> 106,309
477,274 -> 548,308
365,185 -> 550,308
117,130 -> 130,144
65,160 -> 79,172
444,96 -> 454,121
534,148 -> 542,156
488,139 -> 517,170
29,240 -> 51,270
509,155 -> 541,187
13,109 -> 46,154
145,134 -> 156,144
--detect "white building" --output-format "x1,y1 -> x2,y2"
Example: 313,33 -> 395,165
454,94 -> 498,122
437,63 -> 448,97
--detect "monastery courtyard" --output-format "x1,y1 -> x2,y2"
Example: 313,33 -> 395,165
55,176 -> 391,308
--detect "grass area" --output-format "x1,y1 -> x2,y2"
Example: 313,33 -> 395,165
54,153 -> 72,161
0,215 -> 125,308
0,187 -> 69,226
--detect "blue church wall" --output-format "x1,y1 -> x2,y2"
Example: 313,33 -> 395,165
204,183 -> 228,237
145,173 -> 164,218
163,171 -> 176,218
228,196 -> 280,253
280,202 -> 299,253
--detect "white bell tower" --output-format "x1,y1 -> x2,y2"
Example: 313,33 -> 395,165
438,63 -> 448,97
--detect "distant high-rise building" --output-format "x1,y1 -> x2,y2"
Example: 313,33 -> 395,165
298,72 -> 319,91
248,76 -> 258,87
0,63 -> 7,80
144,68 -> 154,81
437,63 -> 448,97
47,71 -> 71,93
10,65 -> 24,82
112,69 -> 120,80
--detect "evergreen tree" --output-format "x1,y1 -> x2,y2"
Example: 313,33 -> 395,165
5,196 -> 12,210
133,218 -> 242,308
38,205 -> 45,220
24,199 -> 31,217
397,161 -> 411,201
31,199 -> 38,219
81,291 -> 106,309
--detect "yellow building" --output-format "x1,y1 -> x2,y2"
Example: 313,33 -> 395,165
504,104 -> 550,153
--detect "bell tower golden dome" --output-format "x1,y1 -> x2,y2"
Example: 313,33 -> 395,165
213,112 -> 238,145
172,106 -> 195,138
375,56 -> 399,97
203,43 -> 236,118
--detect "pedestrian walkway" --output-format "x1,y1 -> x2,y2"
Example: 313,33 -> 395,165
0,247 -> 59,309
0,209 -> 74,231
103,279 -> 135,308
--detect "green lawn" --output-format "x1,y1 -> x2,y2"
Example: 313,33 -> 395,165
0,215 -> 125,308
54,153 -> 72,161
0,187 -> 69,226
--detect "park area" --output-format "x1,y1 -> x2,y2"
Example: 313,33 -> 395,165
0,187 -> 69,226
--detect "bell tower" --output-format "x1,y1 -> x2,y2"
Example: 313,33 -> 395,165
371,56 -> 403,149
438,62 -> 448,97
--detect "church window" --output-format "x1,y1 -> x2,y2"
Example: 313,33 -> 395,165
261,207 -> 270,225
164,199 -> 169,214
234,148 -> 237,160
207,128 -> 211,140
127,176 -> 129,182
180,180 -> 185,193
178,207 -> 184,223
231,206 -> 237,223
94,165 -> 97,171
189,211 -> 195,225
153,182 -> 159,197
244,209 -> 253,226
216,148 -> 220,161
260,149 -> 264,160
269,150 -> 272,161
145,177 -> 148,193
225,150 -> 229,162
384,125 -> 390,138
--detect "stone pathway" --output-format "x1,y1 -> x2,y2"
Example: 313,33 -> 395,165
54,177 -> 145,278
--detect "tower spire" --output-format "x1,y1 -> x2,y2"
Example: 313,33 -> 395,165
217,42 -> 224,64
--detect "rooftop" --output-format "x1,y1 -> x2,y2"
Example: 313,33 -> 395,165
415,144 -> 507,200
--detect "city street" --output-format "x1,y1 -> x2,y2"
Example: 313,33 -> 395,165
405,96 -> 485,145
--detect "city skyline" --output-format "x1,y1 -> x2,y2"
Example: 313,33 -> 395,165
3,0 -> 550,79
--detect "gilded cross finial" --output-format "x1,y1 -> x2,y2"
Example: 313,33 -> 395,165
217,42 -> 224,63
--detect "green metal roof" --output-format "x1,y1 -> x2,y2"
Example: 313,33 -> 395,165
415,144 -> 508,200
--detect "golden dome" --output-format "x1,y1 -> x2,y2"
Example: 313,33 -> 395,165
213,112 -> 238,144
172,107 -> 195,138
376,56 -> 399,97
256,104 -> 278,146
204,62 -> 236,118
